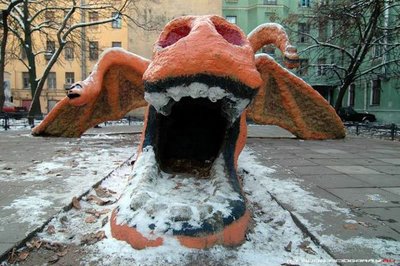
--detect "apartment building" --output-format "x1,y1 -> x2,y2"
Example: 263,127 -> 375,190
4,0 -> 222,115
223,0 -> 400,124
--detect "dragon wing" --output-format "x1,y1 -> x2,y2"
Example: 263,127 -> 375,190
32,49 -> 149,138
246,23 -> 345,139
247,54 -> 345,139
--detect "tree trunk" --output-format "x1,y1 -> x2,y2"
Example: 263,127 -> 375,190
0,11 -> 8,113
22,0 -> 41,125
0,0 -> 24,113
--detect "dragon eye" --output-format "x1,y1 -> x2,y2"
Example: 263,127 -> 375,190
159,26 -> 191,48
214,24 -> 244,46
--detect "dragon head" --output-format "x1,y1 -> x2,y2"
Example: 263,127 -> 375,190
32,15 -> 345,250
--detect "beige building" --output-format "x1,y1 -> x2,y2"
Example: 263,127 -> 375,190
4,0 -> 222,114
128,0 -> 222,58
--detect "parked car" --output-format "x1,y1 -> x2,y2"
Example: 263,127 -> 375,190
338,106 -> 376,123
1,102 -> 28,119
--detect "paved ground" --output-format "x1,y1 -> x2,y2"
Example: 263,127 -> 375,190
246,136 -> 400,263
0,128 -> 141,260
0,125 -> 399,265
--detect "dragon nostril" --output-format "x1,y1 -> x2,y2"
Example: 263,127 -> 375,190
215,24 -> 244,46
159,25 -> 191,48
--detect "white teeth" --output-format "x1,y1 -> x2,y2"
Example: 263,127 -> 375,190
144,82 -> 250,122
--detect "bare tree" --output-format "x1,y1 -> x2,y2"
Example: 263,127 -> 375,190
1,0 -> 164,125
0,0 -> 23,113
285,0 -> 400,111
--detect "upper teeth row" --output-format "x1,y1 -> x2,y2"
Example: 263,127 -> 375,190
144,82 -> 250,122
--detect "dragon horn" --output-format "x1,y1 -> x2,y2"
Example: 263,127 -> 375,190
248,23 -> 299,69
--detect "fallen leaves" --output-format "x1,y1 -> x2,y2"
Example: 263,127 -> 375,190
298,241 -> 317,255
85,215 -> 97,223
7,239 -> 67,264
284,241 -> 292,252
85,208 -> 110,218
81,230 -> 106,245
72,196 -> 81,210
18,251 -> 30,261
86,194 -> 113,206
46,225 -> 56,235
95,186 -> 116,198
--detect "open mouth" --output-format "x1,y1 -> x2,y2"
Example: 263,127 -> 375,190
156,97 -> 227,177
112,75 -> 257,246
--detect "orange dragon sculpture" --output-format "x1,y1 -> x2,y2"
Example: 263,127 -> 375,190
32,15 -> 345,250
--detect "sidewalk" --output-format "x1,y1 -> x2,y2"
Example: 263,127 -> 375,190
246,136 -> 400,263
0,125 -> 399,265
0,128 -> 141,259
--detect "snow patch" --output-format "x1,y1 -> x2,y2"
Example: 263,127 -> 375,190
39,145 -> 337,265
115,146 -> 241,237
238,148 -> 350,215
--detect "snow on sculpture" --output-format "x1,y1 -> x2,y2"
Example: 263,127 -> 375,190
32,15 -> 345,249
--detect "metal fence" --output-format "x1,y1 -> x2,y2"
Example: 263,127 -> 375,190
345,122 -> 398,141
2,114 -> 398,141
0,115 -> 143,131
0,114 -> 32,131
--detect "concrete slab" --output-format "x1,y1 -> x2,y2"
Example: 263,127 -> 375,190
311,148 -> 349,154
367,165 -> 400,175
378,159 -> 400,165
308,158 -> 391,166
381,187 -> 400,196
351,174 -> 400,187
299,174 -> 371,189
369,149 -> 400,154
358,207 -> 400,233
289,166 -> 342,175
268,158 -> 318,167
326,166 -> 381,175
247,125 -> 296,138
327,188 -> 400,207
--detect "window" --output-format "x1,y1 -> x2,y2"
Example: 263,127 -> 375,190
297,59 -> 309,75
349,83 -> 355,107
89,41 -> 99,60
320,0 -> 329,5
65,72 -> 75,85
263,0 -> 277,4
318,23 -> 327,41
373,44 -> 383,58
226,16 -> 237,24
47,72 -> 57,90
111,12 -> 122,29
48,100 -> 58,113
298,23 -> 310,43
22,72 -> 30,89
45,40 -> 55,60
89,11 -> 99,29
45,11 -> 55,21
299,0 -> 311,7
89,11 -> 98,22
317,58 -> 327,76
64,42 -> 74,60
112,42 -> 122,48
371,79 -> 381,105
